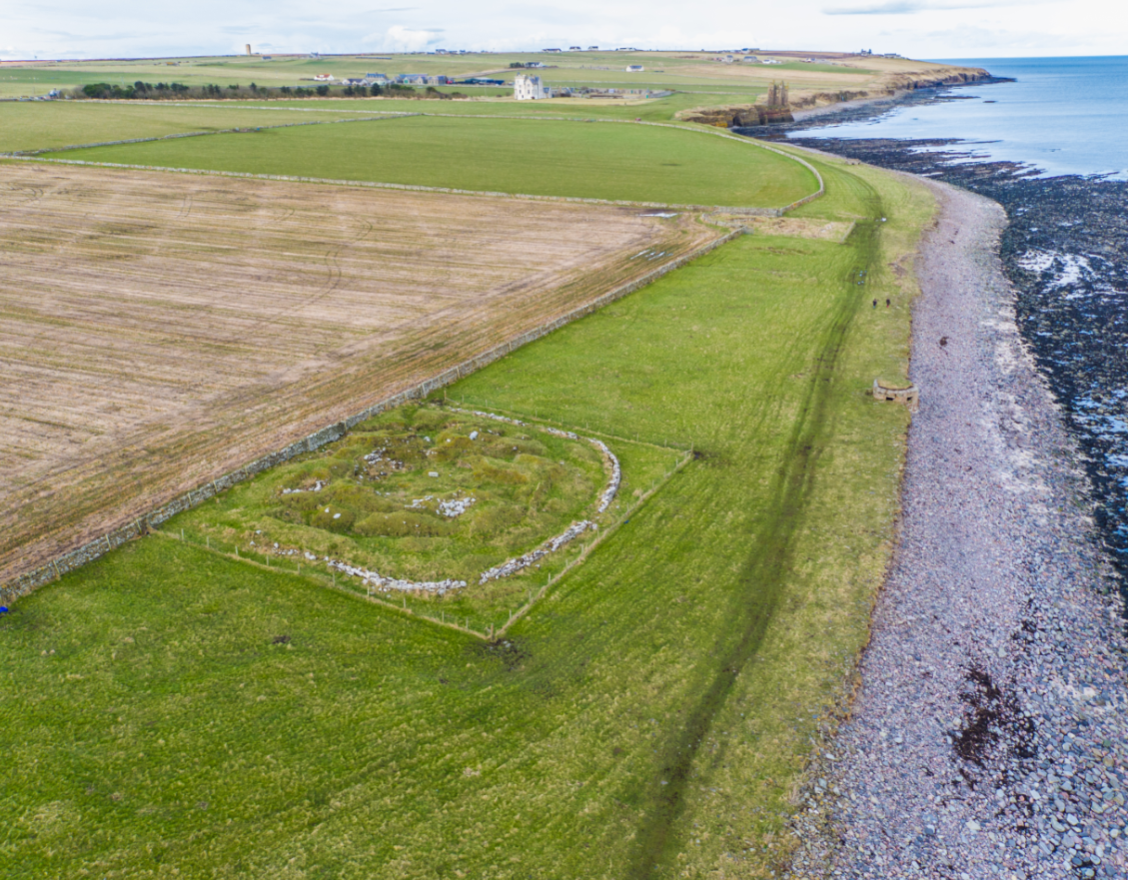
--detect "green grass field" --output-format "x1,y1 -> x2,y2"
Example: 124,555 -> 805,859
0,101 -> 390,154
0,149 -> 935,877
0,94 -> 742,158
203,91 -> 761,123
41,114 -> 817,207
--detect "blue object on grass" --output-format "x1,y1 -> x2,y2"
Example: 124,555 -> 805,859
0,606 -> 9,614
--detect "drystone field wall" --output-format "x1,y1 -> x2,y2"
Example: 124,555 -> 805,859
0,227 -> 742,606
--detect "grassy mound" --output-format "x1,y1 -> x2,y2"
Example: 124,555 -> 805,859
174,406 -> 607,594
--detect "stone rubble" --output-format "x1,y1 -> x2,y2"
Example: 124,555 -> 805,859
325,557 -> 467,596
406,494 -> 476,518
437,496 -> 476,518
788,181 -> 1128,880
281,480 -> 326,494
267,409 -> 622,596
447,407 -> 622,513
477,520 -> 597,585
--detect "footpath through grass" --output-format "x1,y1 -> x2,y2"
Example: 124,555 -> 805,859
0,154 -> 934,878
40,114 -> 817,208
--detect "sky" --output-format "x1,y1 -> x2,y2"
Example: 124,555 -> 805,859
2,0 -> 1123,62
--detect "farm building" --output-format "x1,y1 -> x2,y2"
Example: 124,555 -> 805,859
514,74 -> 551,100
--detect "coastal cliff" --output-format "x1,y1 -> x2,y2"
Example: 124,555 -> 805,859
678,64 -> 991,129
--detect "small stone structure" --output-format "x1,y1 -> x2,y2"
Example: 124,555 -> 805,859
873,378 -> 920,412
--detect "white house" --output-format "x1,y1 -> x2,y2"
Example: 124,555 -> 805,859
514,74 -> 551,100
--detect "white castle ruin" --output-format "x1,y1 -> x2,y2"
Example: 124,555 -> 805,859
514,74 -> 551,100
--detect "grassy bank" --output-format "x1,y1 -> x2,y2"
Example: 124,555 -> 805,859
0,150 -> 934,877
40,114 -> 817,207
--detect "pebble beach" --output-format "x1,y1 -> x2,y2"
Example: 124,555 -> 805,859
789,179 -> 1128,879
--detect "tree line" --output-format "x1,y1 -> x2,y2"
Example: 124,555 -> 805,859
72,81 -> 466,101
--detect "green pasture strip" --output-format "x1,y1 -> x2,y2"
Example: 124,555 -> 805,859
0,101 -> 376,154
39,114 -> 815,208
448,159 -> 932,877
0,156 -> 933,877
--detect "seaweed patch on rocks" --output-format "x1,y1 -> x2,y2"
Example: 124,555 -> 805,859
951,665 -> 1036,774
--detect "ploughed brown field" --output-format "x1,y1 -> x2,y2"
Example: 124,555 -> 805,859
0,162 -> 718,583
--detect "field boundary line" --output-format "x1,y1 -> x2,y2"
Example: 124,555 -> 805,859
62,99 -> 419,114
8,154 -> 792,216
442,399 -> 693,453
0,227 -> 744,606
150,530 -> 490,639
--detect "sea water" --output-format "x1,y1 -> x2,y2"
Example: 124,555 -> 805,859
794,56 -> 1128,179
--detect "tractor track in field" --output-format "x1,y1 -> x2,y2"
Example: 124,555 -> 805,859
629,176 -> 883,877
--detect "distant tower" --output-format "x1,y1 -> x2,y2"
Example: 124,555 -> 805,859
246,44 -> 252,56
781,81 -> 789,105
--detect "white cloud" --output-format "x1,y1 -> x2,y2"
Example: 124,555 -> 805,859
0,0 -> 1120,60
373,24 -> 445,51
824,0 -> 1028,14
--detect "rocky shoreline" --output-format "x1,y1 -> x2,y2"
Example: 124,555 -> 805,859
786,179 -> 1128,879
772,126 -> 1128,588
